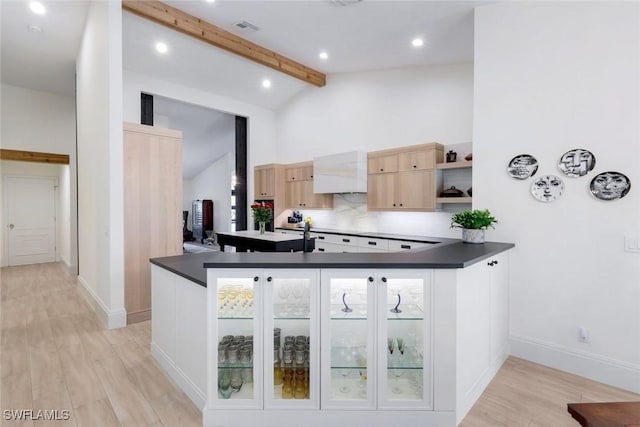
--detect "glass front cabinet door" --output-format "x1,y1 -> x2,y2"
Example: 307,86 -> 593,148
208,270 -> 264,409
321,269 -> 432,410
320,270 -> 377,409
207,269 -> 320,411
377,270 -> 433,410
263,270 -> 320,409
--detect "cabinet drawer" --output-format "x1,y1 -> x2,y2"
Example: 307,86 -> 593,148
388,240 -> 431,252
356,236 -> 390,251
314,242 -> 355,253
322,233 -> 358,247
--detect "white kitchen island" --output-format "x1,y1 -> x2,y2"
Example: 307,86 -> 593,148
150,239 -> 513,427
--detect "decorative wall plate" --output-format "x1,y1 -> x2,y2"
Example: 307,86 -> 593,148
590,171 -> 631,200
558,148 -> 596,177
507,154 -> 538,179
531,174 -> 564,202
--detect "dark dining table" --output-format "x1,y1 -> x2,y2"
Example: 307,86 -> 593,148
567,401 -> 640,427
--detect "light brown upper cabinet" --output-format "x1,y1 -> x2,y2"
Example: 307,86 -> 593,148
285,163 -> 314,181
124,122 -> 183,324
284,161 -> 333,209
254,164 -> 283,199
367,142 -> 443,211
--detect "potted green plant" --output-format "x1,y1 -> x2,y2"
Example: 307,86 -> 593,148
450,209 -> 497,243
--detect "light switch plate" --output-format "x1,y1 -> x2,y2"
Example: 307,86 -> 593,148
624,235 -> 640,253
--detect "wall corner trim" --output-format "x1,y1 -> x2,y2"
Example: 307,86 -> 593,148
77,275 -> 127,329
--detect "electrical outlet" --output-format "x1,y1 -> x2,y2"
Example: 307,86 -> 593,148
578,327 -> 590,343
625,235 -> 640,253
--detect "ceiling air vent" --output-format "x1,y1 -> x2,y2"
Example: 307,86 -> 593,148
234,21 -> 259,32
330,0 -> 363,6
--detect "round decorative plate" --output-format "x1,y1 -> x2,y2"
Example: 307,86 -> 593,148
507,154 -> 538,180
590,171 -> 631,200
531,174 -> 565,202
558,148 -> 596,177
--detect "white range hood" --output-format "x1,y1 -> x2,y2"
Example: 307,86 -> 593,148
313,151 -> 367,193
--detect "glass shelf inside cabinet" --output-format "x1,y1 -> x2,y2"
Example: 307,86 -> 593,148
331,346 -> 368,369
273,304 -> 310,320
386,304 -> 423,320
386,346 -> 423,369
330,304 -> 368,320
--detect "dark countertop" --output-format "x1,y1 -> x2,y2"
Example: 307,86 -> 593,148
276,227 -> 446,244
150,240 -> 515,288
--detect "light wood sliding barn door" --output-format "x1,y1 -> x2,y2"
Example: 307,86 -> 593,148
124,122 -> 183,324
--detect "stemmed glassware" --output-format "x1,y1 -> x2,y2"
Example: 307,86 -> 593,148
339,369 -> 352,394
277,283 -> 291,316
387,337 -> 395,355
391,369 -> 403,394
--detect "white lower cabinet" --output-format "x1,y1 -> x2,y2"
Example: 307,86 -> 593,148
151,265 -> 207,409
201,252 -> 511,426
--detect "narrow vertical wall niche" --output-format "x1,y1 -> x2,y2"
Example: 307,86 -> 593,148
141,93 -> 154,125
235,116 -> 248,231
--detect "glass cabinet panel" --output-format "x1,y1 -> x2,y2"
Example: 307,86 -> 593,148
321,270 -> 376,409
377,271 -> 432,410
210,271 -> 263,409
264,270 -> 319,409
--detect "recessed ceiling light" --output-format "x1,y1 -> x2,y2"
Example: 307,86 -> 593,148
319,51 -> 329,60
411,38 -> 424,47
262,79 -> 272,89
29,1 -> 46,15
205,0 -> 215,3
155,42 -> 168,54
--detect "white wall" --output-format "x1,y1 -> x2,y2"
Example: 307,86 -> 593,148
474,2 -> 640,392
76,1 -> 125,328
275,63 -> 474,237
188,153 -> 234,235
0,84 -> 77,271
123,70 -> 277,224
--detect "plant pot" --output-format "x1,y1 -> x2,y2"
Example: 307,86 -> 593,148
461,228 -> 485,244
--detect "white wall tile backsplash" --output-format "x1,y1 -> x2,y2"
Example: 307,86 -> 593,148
303,194 -> 461,239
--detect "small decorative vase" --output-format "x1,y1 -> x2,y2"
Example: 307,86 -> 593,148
258,221 -> 266,235
462,228 -> 485,243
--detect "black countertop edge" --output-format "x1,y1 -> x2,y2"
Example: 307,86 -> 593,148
150,241 -> 514,288
275,227 -> 453,244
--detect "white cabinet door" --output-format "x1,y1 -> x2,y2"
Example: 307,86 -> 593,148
320,270 -> 377,409
263,269 -> 320,409
151,265 -> 176,363
376,270 -> 433,410
207,269 -> 264,410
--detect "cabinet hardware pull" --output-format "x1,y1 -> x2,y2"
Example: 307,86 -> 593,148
488,260 -> 497,266
267,276 -> 272,282
494,260 -> 499,265
368,241 -> 376,245
381,277 -> 387,283
253,276 -> 259,282
401,244 -> 411,249
342,238 -> 350,242
310,175 -> 313,178
413,165 -> 417,168
368,276 -> 374,282
318,236 -> 325,240
393,203 -> 396,207
318,248 -> 325,252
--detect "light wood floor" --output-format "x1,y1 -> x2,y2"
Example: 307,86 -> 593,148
1,263 -> 638,426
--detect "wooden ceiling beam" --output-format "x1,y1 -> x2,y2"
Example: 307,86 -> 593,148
0,149 -> 70,165
122,0 -> 326,87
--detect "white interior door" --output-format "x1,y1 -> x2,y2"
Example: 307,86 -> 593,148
5,176 -> 56,266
